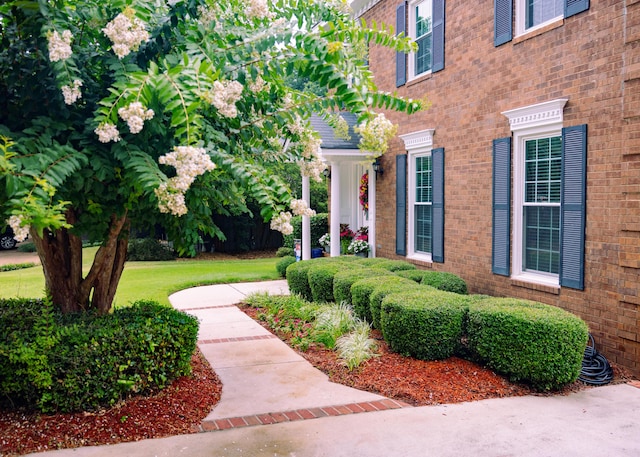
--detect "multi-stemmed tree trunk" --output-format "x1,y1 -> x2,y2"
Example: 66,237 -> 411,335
30,209 -> 129,314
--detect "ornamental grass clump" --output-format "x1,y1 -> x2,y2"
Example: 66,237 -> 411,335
311,302 -> 357,349
336,320 -> 378,370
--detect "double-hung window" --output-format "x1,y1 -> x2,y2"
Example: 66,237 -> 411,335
398,129 -> 445,263
395,0 -> 445,86
494,0 -> 590,47
410,0 -> 433,77
493,99 -> 587,290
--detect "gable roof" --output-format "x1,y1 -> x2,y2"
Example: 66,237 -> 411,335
309,113 -> 362,150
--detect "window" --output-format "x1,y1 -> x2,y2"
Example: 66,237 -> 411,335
395,0 -> 445,86
399,129 -> 445,262
524,0 -> 563,30
494,99 -> 588,290
414,154 -> 433,254
522,136 -> 561,275
494,0 -> 590,47
410,0 -> 433,77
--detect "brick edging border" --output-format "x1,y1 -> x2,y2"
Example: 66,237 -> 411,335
191,399 -> 411,433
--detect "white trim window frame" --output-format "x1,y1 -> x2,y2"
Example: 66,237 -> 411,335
515,0 -> 564,37
503,98 -> 568,287
408,0 -> 433,80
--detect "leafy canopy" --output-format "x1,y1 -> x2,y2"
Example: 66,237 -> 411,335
0,0 -> 423,255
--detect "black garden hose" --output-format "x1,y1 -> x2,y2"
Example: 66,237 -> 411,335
578,334 -> 613,386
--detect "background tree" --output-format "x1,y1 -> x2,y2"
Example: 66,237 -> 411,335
0,0 -> 422,314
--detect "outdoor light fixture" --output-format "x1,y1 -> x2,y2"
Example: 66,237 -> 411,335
372,158 -> 384,178
323,167 -> 331,179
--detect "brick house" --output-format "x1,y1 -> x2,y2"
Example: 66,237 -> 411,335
351,0 -> 640,376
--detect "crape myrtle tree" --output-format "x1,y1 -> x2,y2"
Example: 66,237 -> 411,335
0,0 -> 423,314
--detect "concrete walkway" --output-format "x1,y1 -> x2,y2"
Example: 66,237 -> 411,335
27,281 -> 640,457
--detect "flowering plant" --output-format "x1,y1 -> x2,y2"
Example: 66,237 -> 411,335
348,239 -> 369,255
359,172 -> 368,213
319,233 -> 330,248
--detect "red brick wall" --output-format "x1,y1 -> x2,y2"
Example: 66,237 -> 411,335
364,0 -> 640,376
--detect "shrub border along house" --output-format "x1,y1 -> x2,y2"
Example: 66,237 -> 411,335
284,258 -> 589,391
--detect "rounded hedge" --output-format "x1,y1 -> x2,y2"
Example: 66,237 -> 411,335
276,256 -> 296,277
381,289 -> 470,360
396,270 -> 468,294
350,276 -> 421,329
308,263 -> 344,303
466,298 -> 589,391
0,299 -> 198,412
332,268 -> 391,306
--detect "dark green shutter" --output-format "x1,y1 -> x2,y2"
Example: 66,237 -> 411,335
492,137 -> 511,276
396,154 -> 407,256
396,2 -> 407,87
432,148 -> 445,262
560,125 -> 587,290
494,0 -> 513,47
565,0 -> 589,18
432,0 -> 445,73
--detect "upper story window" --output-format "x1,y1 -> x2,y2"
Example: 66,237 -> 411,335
410,0 -> 433,77
494,0 -> 590,47
519,0 -> 563,34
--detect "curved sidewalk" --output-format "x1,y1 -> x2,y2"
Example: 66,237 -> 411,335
169,280 -> 406,430
28,280 -> 640,457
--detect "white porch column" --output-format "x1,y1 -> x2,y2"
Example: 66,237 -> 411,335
302,174 -> 311,260
330,162 -> 341,257
368,166 -> 376,258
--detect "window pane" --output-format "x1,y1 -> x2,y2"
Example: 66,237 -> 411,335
526,0 -> 563,29
414,1 -> 432,75
415,155 -> 432,203
523,206 -> 560,274
524,136 -> 562,203
415,204 -> 432,253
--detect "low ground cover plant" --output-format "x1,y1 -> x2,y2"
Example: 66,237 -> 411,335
0,262 -> 36,272
0,298 -> 198,412
283,257 -> 588,390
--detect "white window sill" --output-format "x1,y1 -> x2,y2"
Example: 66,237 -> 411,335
511,272 -> 559,289
408,252 -> 432,264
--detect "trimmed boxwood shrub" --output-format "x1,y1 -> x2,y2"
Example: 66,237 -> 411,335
381,289 -> 471,360
0,299 -> 198,413
276,256 -> 296,277
466,298 -> 589,391
127,238 -> 176,261
308,263 -> 344,303
349,276 -> 420,328
276,247 -> 295,257
374,260 -> 417,272
332,268 -> 391,306
286,257 -> 356,300
396,270 -> 468,294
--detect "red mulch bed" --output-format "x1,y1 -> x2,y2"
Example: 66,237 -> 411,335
2,295 -> 632,457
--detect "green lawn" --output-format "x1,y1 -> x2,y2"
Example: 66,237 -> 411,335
0,247 -> 280,307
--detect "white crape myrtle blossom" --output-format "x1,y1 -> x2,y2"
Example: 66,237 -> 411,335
7,215 -> 30,242
301,135 -> 322,159
290,199 -> 316,217
94,123 -> 121,143
61,79 -> 83,105
154,183 -> 188,216
159,146 -> 216,191
270,211 -> 294,235
118,102 -> 154,134
246,0 -> 275,20
354,113 -> 398,156
205,80 -> 244,118
249,75 -> 269,93
48,30 -> 73,62
287,115 -> 305,136
102,12 -> 150,59
298,158 -> 326,182
155,146 -> 216,216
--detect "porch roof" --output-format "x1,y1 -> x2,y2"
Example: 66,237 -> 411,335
309,113 -> 361,150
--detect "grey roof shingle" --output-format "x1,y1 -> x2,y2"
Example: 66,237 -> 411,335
309,113 -> 361,150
